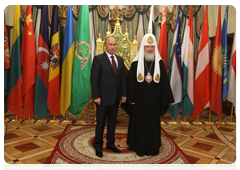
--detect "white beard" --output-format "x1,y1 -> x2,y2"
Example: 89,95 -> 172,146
144,51 -> 155,61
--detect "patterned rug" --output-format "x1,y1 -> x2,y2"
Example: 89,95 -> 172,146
46,125 -> 192,164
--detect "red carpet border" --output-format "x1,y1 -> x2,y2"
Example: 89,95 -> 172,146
46,125 -> 192,164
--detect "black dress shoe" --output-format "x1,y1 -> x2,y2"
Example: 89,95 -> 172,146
106,146 -> 121,153
95,149 -> 103,158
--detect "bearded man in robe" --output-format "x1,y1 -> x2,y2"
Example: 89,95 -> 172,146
127,33 -> 174,156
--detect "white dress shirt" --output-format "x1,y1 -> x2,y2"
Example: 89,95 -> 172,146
105,51 -> 118,68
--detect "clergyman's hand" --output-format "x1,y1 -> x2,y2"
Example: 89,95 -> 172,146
94,98 -> 101,105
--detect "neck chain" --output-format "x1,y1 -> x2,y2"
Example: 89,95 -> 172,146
144,60 -> 154,84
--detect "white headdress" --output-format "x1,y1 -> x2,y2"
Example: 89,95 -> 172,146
132,33 -> 162,83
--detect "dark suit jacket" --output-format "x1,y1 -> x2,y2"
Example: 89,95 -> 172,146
91,52 -> 127,106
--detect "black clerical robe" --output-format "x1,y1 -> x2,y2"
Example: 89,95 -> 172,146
127,60 -> 174,156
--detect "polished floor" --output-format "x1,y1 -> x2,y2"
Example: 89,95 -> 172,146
4,101 -> 236,164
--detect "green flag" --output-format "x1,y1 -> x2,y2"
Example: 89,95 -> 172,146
68,5 -> 91,118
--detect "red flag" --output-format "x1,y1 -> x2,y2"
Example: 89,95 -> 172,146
191,6 -> 210,120
47,5 -> 60,117
227,32 -> 236,106
21,5 -> 36,120
158,5 -> 167,70
7,5 -> 23,118
210,6 -> 222,117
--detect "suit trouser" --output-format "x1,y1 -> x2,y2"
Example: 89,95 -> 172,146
93,101 -> 119,150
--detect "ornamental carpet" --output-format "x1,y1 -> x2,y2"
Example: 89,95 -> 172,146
45,125 -> 192,164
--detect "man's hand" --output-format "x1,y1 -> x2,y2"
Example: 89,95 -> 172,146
121,97 -> 126,103
94,98 -> 101,105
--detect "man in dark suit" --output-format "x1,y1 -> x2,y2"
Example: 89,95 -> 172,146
91,36 -> 127,158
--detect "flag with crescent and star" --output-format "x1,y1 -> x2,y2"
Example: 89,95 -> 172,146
210,5 -> 222,117
34,5 -> 50,118
69,5 -> 92,118
21,5 -> 36,120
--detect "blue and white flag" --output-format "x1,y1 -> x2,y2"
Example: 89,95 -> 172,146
148,5 -> 155,35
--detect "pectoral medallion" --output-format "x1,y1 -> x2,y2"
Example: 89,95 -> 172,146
145,72 -> 152,84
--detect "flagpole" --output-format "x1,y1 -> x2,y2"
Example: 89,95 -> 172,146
215,116 -> 225,126
9,116 -> 21,124
192,115 -> 203,125
205,109 -> 214,125
4,121 -> 7,137
180,116 -> 191,126
48,115 -> 59,125
230,104 -> 233,122
226,104 -> 236,126
168,117 -> 178,126
161,117 -> 166,126
22,116 -> 34,124
4,101 -> 10,123
36,118 -> 47,124
61,110 -> 72,125
75,92 -> 92,125
75,113 -> 87,125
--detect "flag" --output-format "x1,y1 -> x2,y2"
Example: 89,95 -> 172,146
148,5 -> 155,34
222,6 -> 229,100
158,5 -> 168,70
47,5 -> 60,117
60,5 -> 75,116
167,5 -> 182,119
191,5 -> 210,120
180,5 -> 194,117
89,10 -> 95,62
21,5 -> 36,120
7,5 -> 23,118
34,5 -> 50,118
4,14 -> 10,112
68,5 -> 92,118
4,14 -> 10,70
210,5 -> 222,117
168,8 -> 179,79
181,19 -> 188,65
227,32 -> 236,106
34,7 -> 41,55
